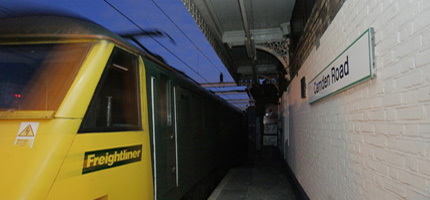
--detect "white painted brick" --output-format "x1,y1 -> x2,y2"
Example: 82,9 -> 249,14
376,83 -> 385,95
351,153 -> 362,164
376,148 -> 405,167
414,9 -> 430,35
284,0 -> 430,199
415,48 -> 430,68
396,105 -> 424,121
380,51 -> 396,71
403,124 -> 418,137
418,159 -> 430,176
352,171 -> 364,186
394,1 -> 419,28
387,193 -> 403,200
350,112 -> 364,121
422,29 -> 430,48
360,144 -> 375,158
353,123 -> 361,133
366,134 -> 386,149
376,35 -> 397,59
383,93 -> 402,107
358,99 -> 373,110
422,67 -> 430,84
377,10 -> 394,29
384,177 -> 406,198
388,166 -> 399,180
375,173 -> 385,188
399,56 -> 415,74
387,124 -> 404,136
371,97 -> 383,108
416,87 -> 430,102
368,158 -> 389,175
384,79 -> 397,94
349,103 -> 360,112
351,133 -> 363,143
393,35 -> 421,58
367,0 -> 379,13
425,102 -> 430,116
397,25 -> 415,45
390,138 -> 426,157
365,182 -> 387,200
418,124 -> 430,138
427,143 -> 430,158
368,110 -> 386,121
398,170 -> 428,193
348,88 -> 362,102
374,123 -> 385,135
359,123 -> 375,133
418,1 -> 430,12
396,70 -> 422,89
362,159 -> 376,177
375,123 -> 403,136
405,157 -> 418,172
346,123 -> 355,132
402,90 -> 417,105
386,108 -> 397,121
368,84 -> 379,97
405,188 -> 429,200
367,1 -> 382,24
380,62 -> 401,80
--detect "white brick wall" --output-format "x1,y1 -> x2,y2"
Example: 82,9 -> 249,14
284,0 -> 430,199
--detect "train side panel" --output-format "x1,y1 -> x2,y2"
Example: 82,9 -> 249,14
144,58 -> 178,199
144,56 -> 246,200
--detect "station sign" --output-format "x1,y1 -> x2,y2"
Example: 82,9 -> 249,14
308,28 -> 375,104
264,124 -> 277,135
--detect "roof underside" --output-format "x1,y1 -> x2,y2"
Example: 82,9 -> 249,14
182,0 -> 295,87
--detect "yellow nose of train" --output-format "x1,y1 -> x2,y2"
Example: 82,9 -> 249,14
0,116 -> 80,199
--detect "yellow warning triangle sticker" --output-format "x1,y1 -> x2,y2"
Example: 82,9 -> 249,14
18,124 -> 35,137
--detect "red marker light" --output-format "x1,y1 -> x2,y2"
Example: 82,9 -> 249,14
14,94 -> 21,98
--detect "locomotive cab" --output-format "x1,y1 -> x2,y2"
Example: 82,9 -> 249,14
0,16 -> 153,200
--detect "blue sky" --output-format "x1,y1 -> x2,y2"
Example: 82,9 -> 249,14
0,0 -> 249,104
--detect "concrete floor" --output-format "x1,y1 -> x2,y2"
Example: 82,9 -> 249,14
208,148 -> 297,200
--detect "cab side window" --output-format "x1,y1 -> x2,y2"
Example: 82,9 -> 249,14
79,48 -> 141,133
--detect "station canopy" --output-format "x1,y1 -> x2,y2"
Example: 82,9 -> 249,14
182,0 -> 295,91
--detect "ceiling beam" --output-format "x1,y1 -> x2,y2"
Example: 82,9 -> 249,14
227,98 -> 250,102
222,28 -> 284,46
230,102 -> 250,105
237,64 -> 279,75
235,106 -> 250,110
200,82 -> 237,88
238,0 -> 258,84
214,89 -> 247,95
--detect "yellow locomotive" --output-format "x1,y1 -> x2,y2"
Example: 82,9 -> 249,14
0,15 -> 245,200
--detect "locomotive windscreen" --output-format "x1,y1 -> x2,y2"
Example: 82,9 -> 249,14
0,42 -> 93,111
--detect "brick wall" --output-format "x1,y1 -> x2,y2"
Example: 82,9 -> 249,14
284,0 -> 430,199
290,0 -> 346,77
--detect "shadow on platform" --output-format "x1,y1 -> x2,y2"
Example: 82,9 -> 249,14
208,147 -> 299,200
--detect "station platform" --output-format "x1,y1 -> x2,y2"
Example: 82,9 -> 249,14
208,148 -> 299,200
